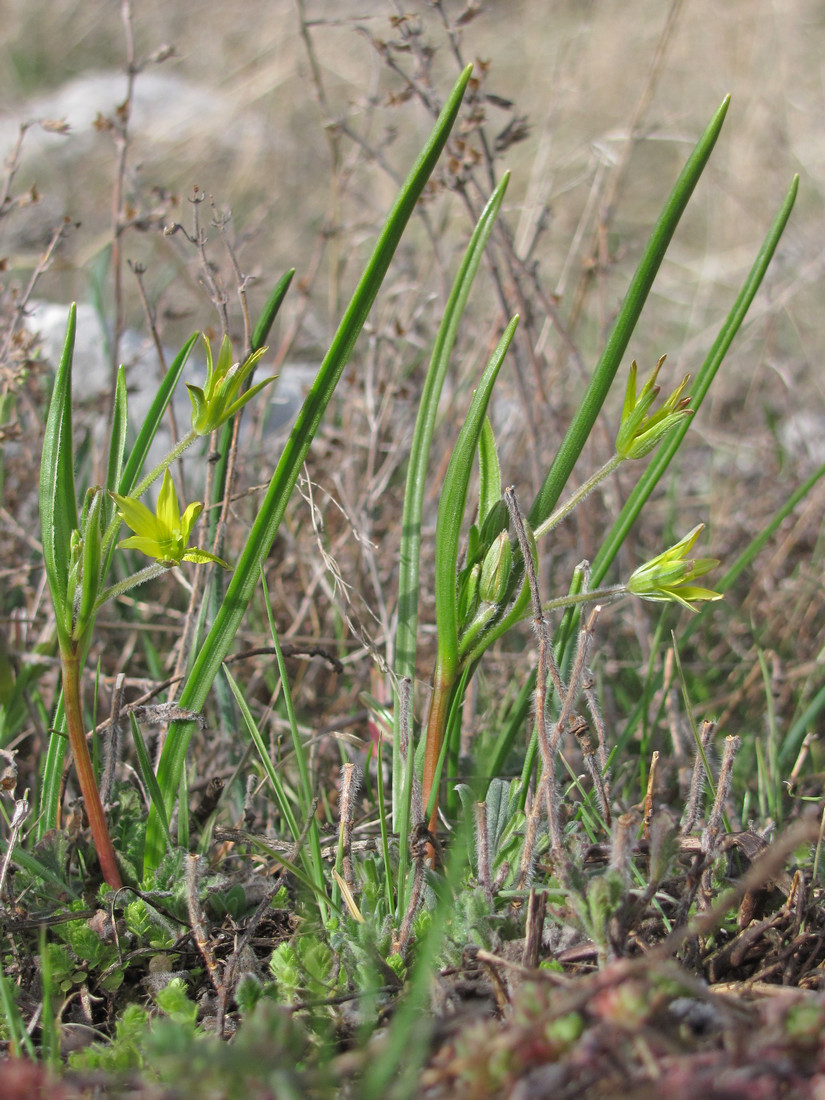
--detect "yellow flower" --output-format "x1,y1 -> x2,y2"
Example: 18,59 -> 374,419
627,524 -> 721,612
616,356 -> 692,460
109,470 -> 229,568
187,334 -> 274,435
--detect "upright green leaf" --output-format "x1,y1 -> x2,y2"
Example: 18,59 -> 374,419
104,365 -> 128,532
528,96 -> 731,529
39,304 -> 79,648
433,317 -> 519,681
118,333 -> 198,498
144,65 -> 475,873
477,416 -> 503,528
392,172 -> 509,833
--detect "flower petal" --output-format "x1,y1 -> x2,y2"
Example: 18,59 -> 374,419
179,500 -> 204,541
109,492 -> 159,538
156,470 -> 181,535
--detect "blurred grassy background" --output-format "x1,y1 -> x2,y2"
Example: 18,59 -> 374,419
1,0 -> 823,749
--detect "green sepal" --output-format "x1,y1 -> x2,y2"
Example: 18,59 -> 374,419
182,548 -> 230,568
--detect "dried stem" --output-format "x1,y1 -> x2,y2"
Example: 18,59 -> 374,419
337,762 -> 361,889
475,801 -> 493,907
699,735 -> 741,909
681,719 -> 716,833
185,854 -> 222,992
643,751 -> 659,838
394,824 -> 430,957
100,672 -> 126,805
573,717 -> 611,828
109,0 -> 138,380
0,799 -> 30,907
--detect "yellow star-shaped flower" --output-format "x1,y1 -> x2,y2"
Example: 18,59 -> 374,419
627,524 -> 721,612
110,470 -> 229,568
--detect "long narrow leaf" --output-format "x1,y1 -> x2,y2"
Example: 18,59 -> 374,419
104,365 -> 128,532
477,416 -> 503,528
39,303 -> 78,648
421,319 -> 518,832
118,332 -> 198,497
144,65 -> 475,872
434,316 -> 519,679
392,172 -> 509,825
129,713 -> 172,848
528,96 -> 730,529
252,268 -> 295,353
222,664 -> 301,842
588,174 -> 800,592
395,172 -> 510,683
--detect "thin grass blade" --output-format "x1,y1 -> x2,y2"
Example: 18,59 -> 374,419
39,303 -> 78,648
528,97 -> 731,529
118,333 -> 198,497
104,365 -> 128,532
129,712 -> 172,850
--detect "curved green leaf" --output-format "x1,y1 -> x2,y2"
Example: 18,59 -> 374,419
434,315 -> 519,681
144,65 -> 475,873
528,96 -> 731,529
39,303 -> 78,649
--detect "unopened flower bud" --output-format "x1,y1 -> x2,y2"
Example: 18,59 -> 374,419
479,530 -> 512,605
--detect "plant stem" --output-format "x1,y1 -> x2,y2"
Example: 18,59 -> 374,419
422,661 -> 454,838
541,585 -> 626,615
60,649 -> 123,889
131,429 -> 200,501
533,453 -> 623,542
95,562 -> 170,608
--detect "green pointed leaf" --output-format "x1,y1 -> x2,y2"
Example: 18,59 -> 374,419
119,333 -> 198,497
477,416 -> 502,529
39,303 -> 79,650
528,96 -> 731,529
434,316 -> 519,680
104,366 -> 128,531
395,172 -> 510,688
75,489 -> 103,643
145,64 -> 476,873
251,269 -> 295,352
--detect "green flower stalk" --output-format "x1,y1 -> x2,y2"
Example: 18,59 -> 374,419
110,470 -> 230,568
187,334 -> 274,436
627,524 -> 722,611
616,355 -> 692,460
